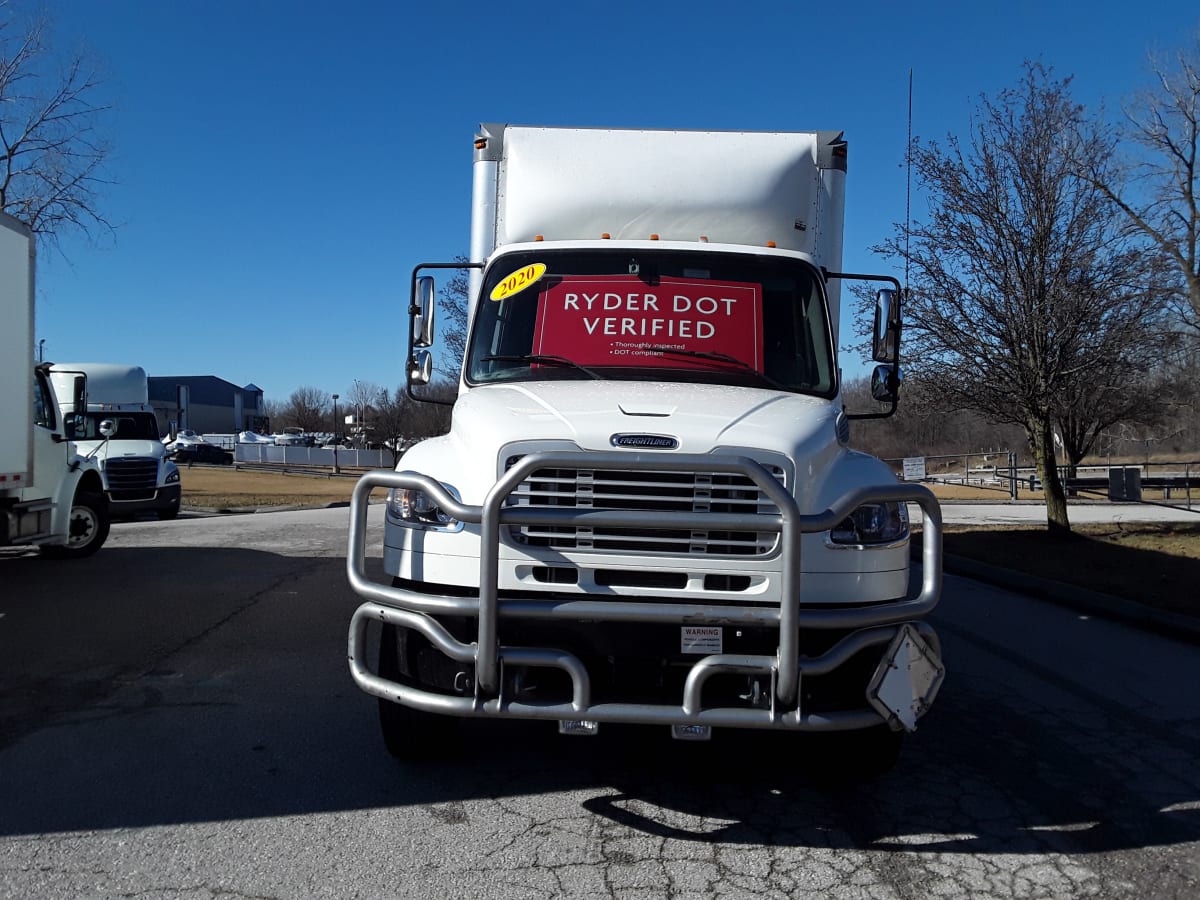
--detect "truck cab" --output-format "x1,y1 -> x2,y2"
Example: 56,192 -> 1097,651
1,364 -> 110,557
49,364 -> 182,521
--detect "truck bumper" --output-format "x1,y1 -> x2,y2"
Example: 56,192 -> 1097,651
350,599 -> 942,734
345,453 -> 944,735
108,483 -> 182,517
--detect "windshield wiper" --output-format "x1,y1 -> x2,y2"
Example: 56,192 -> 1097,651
481,354 -> 603,380
646,346 -> 787,390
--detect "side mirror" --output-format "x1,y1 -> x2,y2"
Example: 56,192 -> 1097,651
72,375 -> 87,416
99,419 -> 117,438
870,364 -> 902,403
872,288 -> 901,363
413,276 -> 436,348
408,349 -> 433,386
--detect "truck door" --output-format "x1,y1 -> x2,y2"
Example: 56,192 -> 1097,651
27,369 -> 67,503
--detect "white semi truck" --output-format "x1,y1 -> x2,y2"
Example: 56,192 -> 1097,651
1,213 -> 110,557
346,125 -> 944,769
48,363 -> 182,521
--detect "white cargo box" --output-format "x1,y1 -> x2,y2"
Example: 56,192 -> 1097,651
485,125 -> 847,256
0,213 -> 34,486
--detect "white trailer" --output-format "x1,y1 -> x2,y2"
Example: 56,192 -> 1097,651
0,213 -> 109,557
49,363 -> 182,520
346,125 -> 943,771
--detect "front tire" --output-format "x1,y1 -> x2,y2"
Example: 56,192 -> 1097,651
41,491 -> 110,559
377,623 -> 460,760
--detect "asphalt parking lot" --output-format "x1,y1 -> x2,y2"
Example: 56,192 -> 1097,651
1,506 -> 1197,898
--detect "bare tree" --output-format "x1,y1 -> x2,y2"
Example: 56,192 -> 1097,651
345,379 -> 384,443
845,375 -> 1026,464
1081,31 -> 1200,336
274,385 -> 330,433
262,398 -> 285,430
407,381 -> 454,437
371,388 -> 410,466
872,63 -> 1171,533
372,384 -> 455,466
0,7 -> 113,248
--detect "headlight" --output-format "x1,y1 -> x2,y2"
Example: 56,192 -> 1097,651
828,501 -> 909,546
386,481 -> 462,530
165,466 -> 181,484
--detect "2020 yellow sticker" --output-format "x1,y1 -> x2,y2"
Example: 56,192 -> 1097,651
490,263 -> 546,301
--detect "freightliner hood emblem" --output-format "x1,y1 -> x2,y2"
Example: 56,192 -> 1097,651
610,433 -> 679,449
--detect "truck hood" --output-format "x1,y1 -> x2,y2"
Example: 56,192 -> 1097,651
449,380 -> 840,469
73,439 -> 165,461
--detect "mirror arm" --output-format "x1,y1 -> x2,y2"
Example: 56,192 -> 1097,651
844,398 -> 898,421
822,271 -> 904,421
822,270 -> 902,293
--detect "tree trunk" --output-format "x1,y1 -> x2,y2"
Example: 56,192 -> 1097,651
1028,416 -> 1071,534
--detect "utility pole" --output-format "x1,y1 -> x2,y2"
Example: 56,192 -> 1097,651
332,394 -> 340,474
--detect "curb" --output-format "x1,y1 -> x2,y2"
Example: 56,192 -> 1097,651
926,548 -> 1200,645
180,500 -> 351,516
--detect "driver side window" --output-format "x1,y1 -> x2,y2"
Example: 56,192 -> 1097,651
33,373 -> 56,429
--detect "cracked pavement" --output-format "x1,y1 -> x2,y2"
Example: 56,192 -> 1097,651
1,506 -> 1197,898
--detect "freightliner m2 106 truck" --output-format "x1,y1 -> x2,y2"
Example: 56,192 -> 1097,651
49,363 -> 182,520
346,125 -> 944,769
1,213 -> 110,558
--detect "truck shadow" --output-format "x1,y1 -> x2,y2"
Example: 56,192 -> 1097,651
0,547 -> 1196,856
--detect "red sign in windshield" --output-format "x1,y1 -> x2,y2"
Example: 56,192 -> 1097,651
531,275 -> 763,371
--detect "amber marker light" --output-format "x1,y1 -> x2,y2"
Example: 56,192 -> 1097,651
766,241 -> 777,248
649,233 -> 660,241
534,234 -> 544,241
601,233 -> 611,239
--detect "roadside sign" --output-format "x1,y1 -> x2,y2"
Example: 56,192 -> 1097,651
902,457 -> 927,481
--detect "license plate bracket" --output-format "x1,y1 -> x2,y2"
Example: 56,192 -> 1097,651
866,625 -> 945,732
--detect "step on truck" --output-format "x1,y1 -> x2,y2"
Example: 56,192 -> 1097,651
346,125 -> 944,770
1,213 -> 110,558
48,363 -> 182,520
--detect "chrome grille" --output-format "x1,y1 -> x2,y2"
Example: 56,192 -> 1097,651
505,456 -> 786,556
106,458 -> 159,499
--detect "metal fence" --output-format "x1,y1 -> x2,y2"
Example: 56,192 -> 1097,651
883,451 -> 1021,497
884,451 -> 1197,509
232,443 -> 391,469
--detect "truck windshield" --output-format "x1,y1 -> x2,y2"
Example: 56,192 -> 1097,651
68,412 -> 161,441
465,249 -> 836,396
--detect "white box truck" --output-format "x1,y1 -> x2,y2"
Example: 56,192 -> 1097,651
346,125 -> 944,770
48,363 -> 182,520
1,213 -> 110,557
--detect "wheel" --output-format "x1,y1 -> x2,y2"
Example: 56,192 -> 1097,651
377,623 -> 460,760
41,490 -> 110,559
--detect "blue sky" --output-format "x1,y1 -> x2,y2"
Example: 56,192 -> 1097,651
31,0 -> 1199,405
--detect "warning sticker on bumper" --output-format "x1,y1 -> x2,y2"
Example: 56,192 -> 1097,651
681,626 -> 722,655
